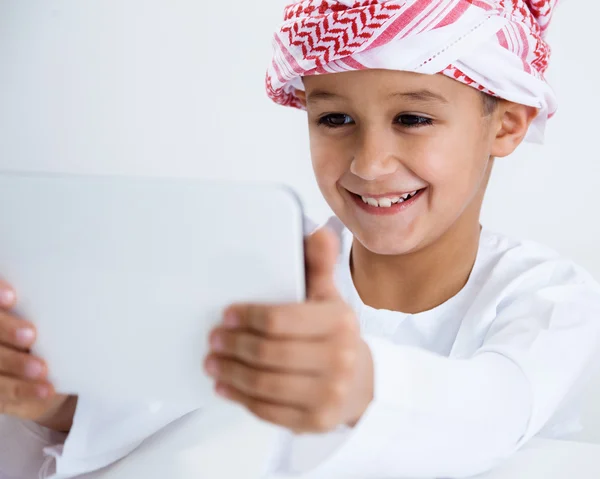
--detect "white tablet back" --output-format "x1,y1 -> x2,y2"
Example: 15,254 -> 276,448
0,171 -> 305,406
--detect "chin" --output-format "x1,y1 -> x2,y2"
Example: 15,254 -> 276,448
349,224 -> 427,256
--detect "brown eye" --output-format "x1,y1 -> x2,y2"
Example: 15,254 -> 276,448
396,115 -> 433,128
318,114 -> 354,128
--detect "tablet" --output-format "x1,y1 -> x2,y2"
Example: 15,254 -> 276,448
0,171 -> 305,406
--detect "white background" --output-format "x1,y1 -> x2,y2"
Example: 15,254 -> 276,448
1,0 -> 599,443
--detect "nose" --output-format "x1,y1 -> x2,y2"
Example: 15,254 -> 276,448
350,127 -> 402,181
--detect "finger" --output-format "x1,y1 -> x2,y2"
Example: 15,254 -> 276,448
0,396 -> 64,421
0,347 -> 48,380
0,377 -> 54,402
0,311 -> 37,350
215,382 -> 306,431
0,280 -> 17,310
209,328 -> 356,375
205,355 -> 319,408
305,227 -> 340,301
215,383 -> 339,433
225,303 -> 353,339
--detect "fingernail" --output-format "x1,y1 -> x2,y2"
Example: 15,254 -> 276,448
223,311 -> 239,329
36,385 -> 50,399
16,328 -> 35,347
205,358 -> 219,377
215,383 -> 229,398
0,288 -> 15,307
210,334 -> 224,352
25,361 -> 44,379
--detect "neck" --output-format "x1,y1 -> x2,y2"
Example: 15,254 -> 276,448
350,178 -> 490,314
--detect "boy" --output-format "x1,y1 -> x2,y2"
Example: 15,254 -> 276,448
2,0 -> 600,478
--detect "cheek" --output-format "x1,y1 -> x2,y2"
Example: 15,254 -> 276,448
309,133 -> 349,188
412,131 -> 489,198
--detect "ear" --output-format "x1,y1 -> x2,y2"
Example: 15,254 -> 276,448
490,103 -> 539,158
295,89 -> 307,108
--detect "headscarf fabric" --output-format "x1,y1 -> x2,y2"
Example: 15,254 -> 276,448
266,0 -> 559,142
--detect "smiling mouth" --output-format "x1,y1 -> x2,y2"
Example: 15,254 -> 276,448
349,188 -> 426,208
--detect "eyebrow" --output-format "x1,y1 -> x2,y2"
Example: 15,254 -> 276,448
306,90 -> 347,104
306,88 -> 449,104
391,89 -> 449,104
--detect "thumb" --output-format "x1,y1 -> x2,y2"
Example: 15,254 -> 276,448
305,227 -> 340,301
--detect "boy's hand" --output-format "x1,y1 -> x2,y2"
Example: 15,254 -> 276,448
0,280 -> 76,433
205,229 -> 374,433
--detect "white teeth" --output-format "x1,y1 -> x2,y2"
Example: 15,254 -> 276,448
361,196 -> 396,208
360,190 -> 421,208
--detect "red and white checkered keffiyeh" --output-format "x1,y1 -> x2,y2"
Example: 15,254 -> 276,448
266,0 -> 559,143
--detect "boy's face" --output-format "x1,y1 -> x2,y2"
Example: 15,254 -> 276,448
299,69 -> 513,255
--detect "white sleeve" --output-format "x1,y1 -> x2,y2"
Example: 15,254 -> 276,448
0,415 -> 67,479
270,281 -> 600,478
42,397 -> 196,479
1,399 -> 195,479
